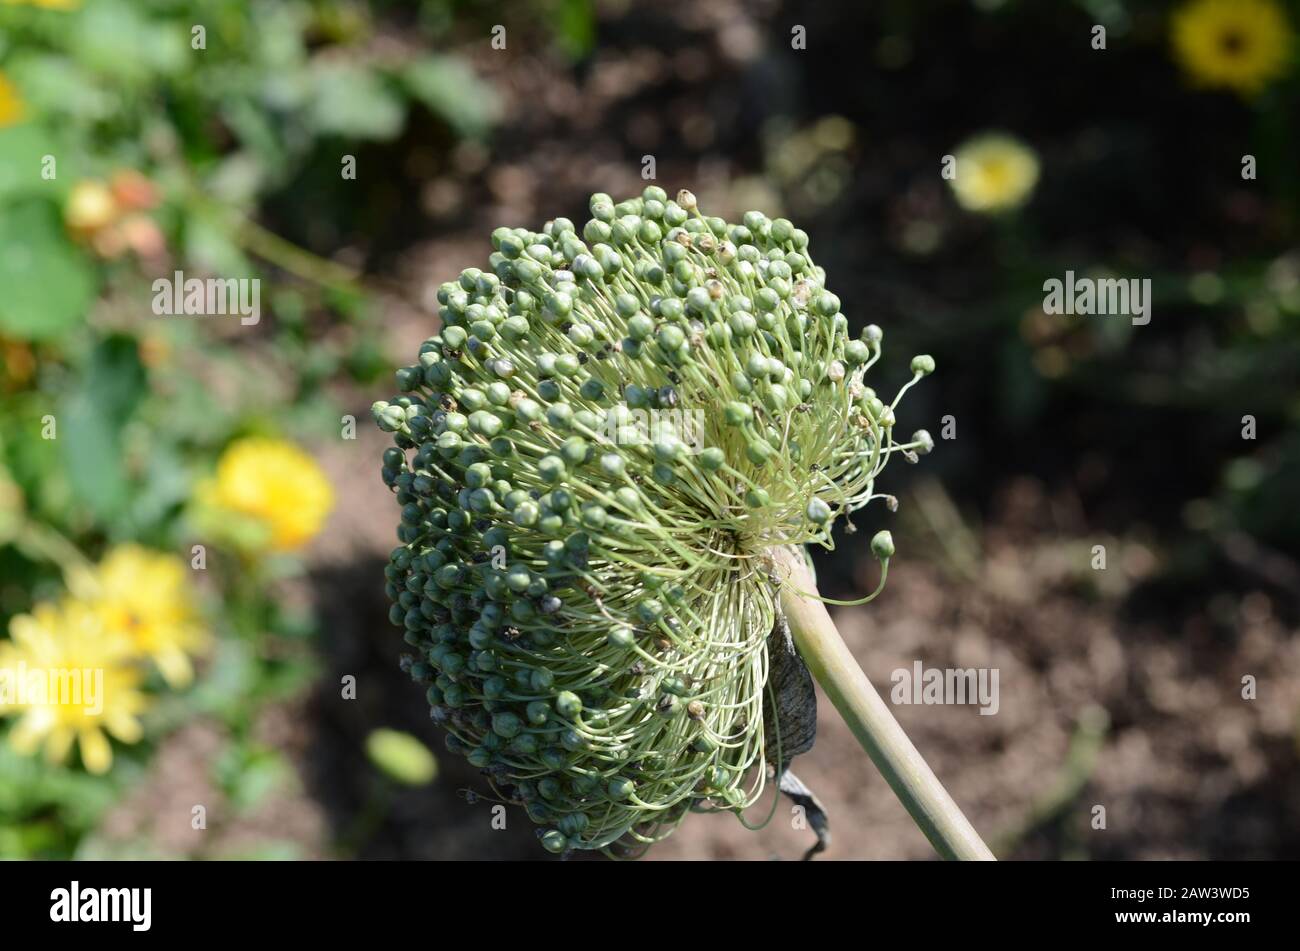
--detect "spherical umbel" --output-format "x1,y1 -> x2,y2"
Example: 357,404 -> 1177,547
374,187 -> 929,855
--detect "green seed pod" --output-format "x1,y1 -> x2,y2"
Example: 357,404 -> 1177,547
376,190 -> 929,856
607,625 -> 635,648
555,690 -> 583,719
806,498 -> 833,524
871,530 -> 896,560
539,830 -> 568,854
492,711 -> 523,738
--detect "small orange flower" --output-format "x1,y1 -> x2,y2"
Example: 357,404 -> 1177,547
110,169 -> 160,211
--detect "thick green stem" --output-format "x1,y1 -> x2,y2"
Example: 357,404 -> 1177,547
771,545 -> 995,861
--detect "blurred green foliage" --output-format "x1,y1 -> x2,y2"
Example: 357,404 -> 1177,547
0,0 -> 528,858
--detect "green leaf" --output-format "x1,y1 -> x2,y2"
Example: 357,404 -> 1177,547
182,207 -> 252,276
0,198 -> 96,341
122,442 -> 191,537
216,744 -> 291,813
6,53 -> 117,125
59,335 -> 147,521
553,0 -> 597,60
400,56 -> 503,139
308,62 -> 405,140
0,124 -> 65,203
190,639 -> 259,722
70,0 -> 189,86
0,743 -> 122,847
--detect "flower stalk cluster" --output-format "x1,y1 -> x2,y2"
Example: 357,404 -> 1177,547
374,187 -> 933,854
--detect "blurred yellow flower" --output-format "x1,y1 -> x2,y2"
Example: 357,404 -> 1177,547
70,545 -> 209,688
1173,0 -> 1293,96
197,437 -> 335,552
948,134 -> 1040,214
0,70 -> 25,129
1,0 -> 81,9
64,180 -> 119,236
0,601 -> 147,774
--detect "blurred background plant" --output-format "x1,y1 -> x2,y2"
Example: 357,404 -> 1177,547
0,0 -> 522,858
0,0 -> 1297,859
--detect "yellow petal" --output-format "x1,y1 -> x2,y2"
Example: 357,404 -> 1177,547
78,728 -> 113,774
106,711 -> 143,744
44,724 -> 76,764
153,647 -> 193,688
